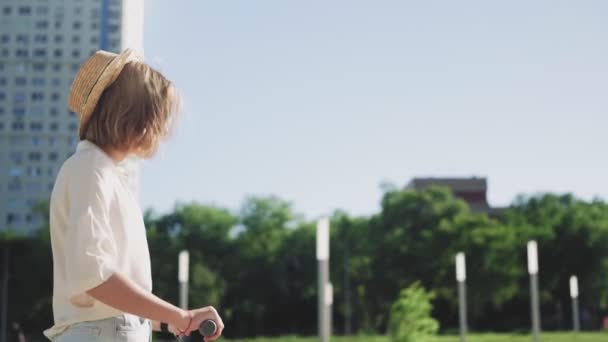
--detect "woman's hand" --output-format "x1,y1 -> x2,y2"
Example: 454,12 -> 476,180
187,306 -> 225,341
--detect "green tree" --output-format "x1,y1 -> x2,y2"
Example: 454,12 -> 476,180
388,281 -> 439,342
503,194 -> 608,329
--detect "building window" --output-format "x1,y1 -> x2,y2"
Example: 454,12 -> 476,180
16,49 -> 28,58
35,20 -> 49,29
29,152 -> 42,161
33,49 -> 47,57
1,34 -> 9,43
36,6 -> 49,15
109,9 -> 120,19
91,36 -> 99,44
18,6 -> 32,15
74,7 -> 82,15
1,49 -> 9,57
50,122 -> 59,131
73,21 -> 82,30
6,213 -> 21,224
16,34 -> 28,44
72,36 -> 80,44
13,108 -> 25,118
48,137 -> 56,146
71,64 -> 79,72
32,137 -> 41,146
54,35 -> 63,43
12,121 -> 25,131
31,107 -> 44,116
53,49 -> 62,57
52,64 -> 61,72
51,92 -> 61,101
47,167 -> 54,176
15,77 -> 26,86
68,123 -> 78,132
108,24 -> 120,33
0,78 -> 5,86
48,152 -> 58,162
32,78 -> 45,86
26,183 -> 41,192
30,122 -> 43,132
34,34 -> 47,43
50,108 -> 58,116
9,167 -> 23,177
33,63 -> 46,72
31,92 -> 44,101
72,50 -> 80,58
0,92 -> 5,101
10,137 -> 24,146
0,122 -> 4,131
10,151 -> 23,163
54,21 -> 62,29
2,7 -> 11,15
52,78 -> 61,86
14,92 -> 25,102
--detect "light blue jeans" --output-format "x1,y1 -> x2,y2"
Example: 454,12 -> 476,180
53,314 -> 151,342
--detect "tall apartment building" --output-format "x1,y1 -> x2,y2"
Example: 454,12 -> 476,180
0,0 -> 143,233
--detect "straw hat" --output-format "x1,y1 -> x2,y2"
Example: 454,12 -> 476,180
69,49 -> 142,138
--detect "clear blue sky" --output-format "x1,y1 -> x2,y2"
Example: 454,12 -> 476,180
139,0 -> 608,218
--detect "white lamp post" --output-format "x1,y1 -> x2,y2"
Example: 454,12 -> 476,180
178,250 -> 190,310
570,276 -> 580,332
527,241 -> 541,342
455,252 -> 467,342
317,218 -> 330,342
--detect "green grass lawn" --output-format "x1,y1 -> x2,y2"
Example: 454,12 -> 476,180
227,332 -> 607,342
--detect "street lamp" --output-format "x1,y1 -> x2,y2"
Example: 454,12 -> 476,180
455,252 -> 467,342
178,250 -> 189,310
527,241 -> 541,342
316,218 -> 330,342
570,276 -> 580,332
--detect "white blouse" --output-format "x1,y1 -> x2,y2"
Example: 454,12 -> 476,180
44,140 -> 152,339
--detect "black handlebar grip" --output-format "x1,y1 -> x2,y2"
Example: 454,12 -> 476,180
199,319 -> 217,337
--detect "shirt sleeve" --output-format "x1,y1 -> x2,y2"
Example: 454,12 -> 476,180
64,166 -> 118,299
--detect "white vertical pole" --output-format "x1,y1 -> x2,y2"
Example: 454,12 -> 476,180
527,241 -> 541,342
456,252 -> 467,342
570,276 -> 580,332
178,250 -> 190,310
317,218 -> 330,342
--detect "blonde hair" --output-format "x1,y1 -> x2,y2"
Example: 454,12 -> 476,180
81,61 -> 180,158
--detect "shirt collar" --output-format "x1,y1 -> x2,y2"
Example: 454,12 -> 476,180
76,140 -> 133,169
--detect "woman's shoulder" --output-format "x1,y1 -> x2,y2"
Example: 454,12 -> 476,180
58,146 -> 117,185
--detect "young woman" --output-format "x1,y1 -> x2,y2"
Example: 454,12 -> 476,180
44,49 -> 224,341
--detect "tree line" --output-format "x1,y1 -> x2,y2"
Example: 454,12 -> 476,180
2,185 -> 608,338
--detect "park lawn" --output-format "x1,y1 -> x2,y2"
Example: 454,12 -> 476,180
228,332 -> 607,342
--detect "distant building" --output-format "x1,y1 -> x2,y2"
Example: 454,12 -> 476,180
405,177 -> 506,216
0,0 -> 144,234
